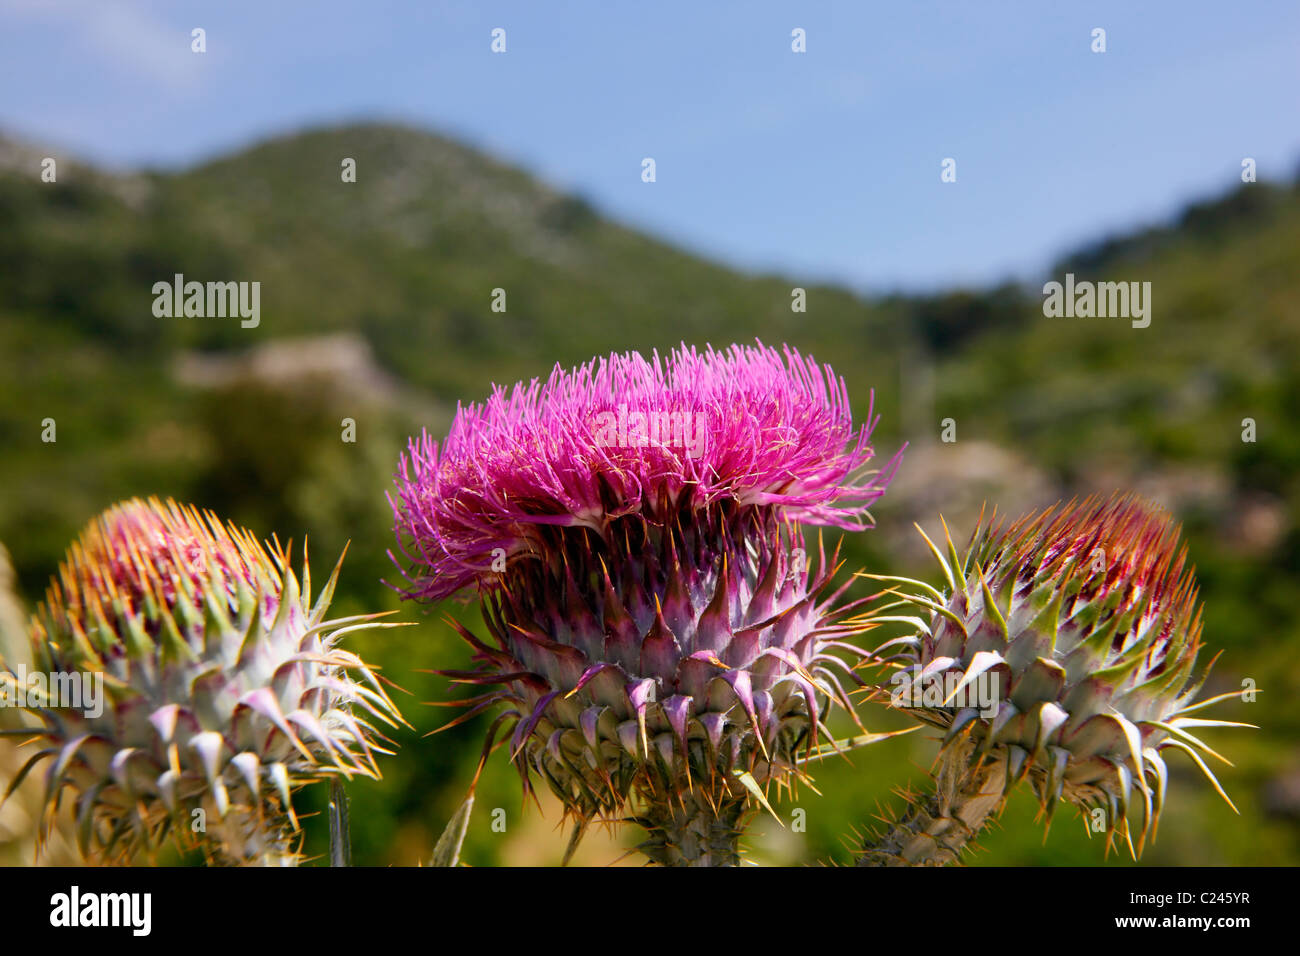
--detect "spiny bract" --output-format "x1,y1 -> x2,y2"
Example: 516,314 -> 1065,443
861,495 -> 1251,858
390,342 -> 903,864
1,497 -> 404,865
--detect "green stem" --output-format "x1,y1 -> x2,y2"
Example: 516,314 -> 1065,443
857,741 -> 1005,866
329,778 -> 351,867
636,789 -> 748,867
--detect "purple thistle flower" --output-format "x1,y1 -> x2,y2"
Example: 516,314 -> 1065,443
391,341 -> 899,601
390,341 -> 904,865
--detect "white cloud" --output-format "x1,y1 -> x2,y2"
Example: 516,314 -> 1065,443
1,0 -> 204,90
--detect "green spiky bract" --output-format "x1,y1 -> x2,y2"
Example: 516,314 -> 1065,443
441,506 -> 890,866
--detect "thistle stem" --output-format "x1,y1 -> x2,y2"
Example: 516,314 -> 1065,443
636,790 -> 748,867
329,778 -> 352,866
857,740 -> 1005,866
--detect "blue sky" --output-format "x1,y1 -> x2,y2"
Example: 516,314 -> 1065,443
2,0 -> 1297,291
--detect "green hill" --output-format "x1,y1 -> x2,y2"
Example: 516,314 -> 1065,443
1,122 -> 1296,866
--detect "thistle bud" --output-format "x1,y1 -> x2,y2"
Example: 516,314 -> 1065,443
859,495 -> 1250,863
3,498 -> 404,865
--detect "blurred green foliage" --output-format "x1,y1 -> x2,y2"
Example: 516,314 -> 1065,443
1,124 -> 1296,866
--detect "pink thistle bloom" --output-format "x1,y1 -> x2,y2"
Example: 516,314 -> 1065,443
389,341 -> 904,865
390,341 -> 901,602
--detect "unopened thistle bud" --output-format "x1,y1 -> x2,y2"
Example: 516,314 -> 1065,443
857,495 -> 1251,865
2,498 -> 404,865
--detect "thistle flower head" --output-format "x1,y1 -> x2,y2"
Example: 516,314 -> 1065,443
390,342 -> 902,864
5,497 -> 404,865
862,494 -> 1249,857
391,341 -> 898,601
